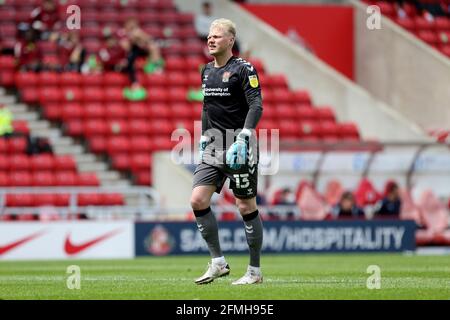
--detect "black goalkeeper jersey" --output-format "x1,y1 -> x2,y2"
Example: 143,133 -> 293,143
201,56 -> 263,136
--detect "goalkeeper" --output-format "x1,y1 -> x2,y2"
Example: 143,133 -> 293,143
191,19 -> 263,285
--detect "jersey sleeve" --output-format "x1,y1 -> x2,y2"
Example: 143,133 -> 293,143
240,63 -> 263,130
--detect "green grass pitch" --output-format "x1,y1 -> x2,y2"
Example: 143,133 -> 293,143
0,254 -> 449,300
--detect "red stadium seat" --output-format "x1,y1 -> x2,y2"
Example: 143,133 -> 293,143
12,120 -> 29,135
291,89 -> 312,104
129,119 -> 151,135
55,171 -> 78,186
6,194 -> 34,207
107,103 -> 128,119
89,136 -> 107,153
39,72 -> 60,86
107,136 -> 131,154
33,171 -> 55,186
107,120 -> 129,136
84,103 -> 106,119
417,190 -> 449,234
78,193 -> 102,206
148,120 -> 174,135
43,103 -> 62,120
33,194 -> 56,206
0,172 -> 9,187
8,137 -> 27,153
39,87 -> 62,103
101,193 -> 124,206
9,171 -> 32,186
354,178 -> 381,207
324,180 -> 344,206
170,103 -> 192,119
414,16 -> 435,30
85,119 -> 108,136
77,173 -> 100,186
104,87 -> 126,102
316,107 -> 336,122
143,73 -> 168,87
130,153 -> 152,171
148,87 -> 169,102
148,103 -> 171,119
31,154 -> 55,171
62,103 -> 83,120
395,17 -> 415,32
66,120 -> 84,136
82,73 -> 104,87
112,154 -> 130,171
297,184 -> 328,220
60,72 -> 81,86
167,72 -> 188,87
83,87 -> 105,102
104,72 -> 128,87
135,170 -> 152,185
54,155 -> 76,171
399,189 -> 422,226
21,87 -> 39,104
15,72 -> 38,88
130,136 -> 153,152
9,154 -> 30,171
275,104 -> 297,119
128,103 -> 150,118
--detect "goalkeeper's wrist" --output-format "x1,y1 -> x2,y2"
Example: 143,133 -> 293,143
237,128 -> 252,142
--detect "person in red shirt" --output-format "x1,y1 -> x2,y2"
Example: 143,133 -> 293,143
58,31 -> 86,72
14,28 -> 42,71
118,18 -> 163,88
29,0 -> 61,41
98,33 -> 127,72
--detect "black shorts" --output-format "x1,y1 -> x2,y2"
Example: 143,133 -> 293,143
192,162 -> 258,199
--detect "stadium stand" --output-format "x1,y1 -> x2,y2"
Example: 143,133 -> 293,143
0,0 -> 363,193
363,0 -> 450,58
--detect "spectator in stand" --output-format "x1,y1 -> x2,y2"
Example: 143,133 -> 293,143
331,191 -> 365,220
29,0 -> 61,41
14,27 -> 42,71
58,31 -> 86,72
374,181 -> 402,218
195,2 -> 217,42
118,18 -> 163,89
26,136 -> 53,155
0,106 -> 14,137
270,188 -> 297,220
98,32 -> 127,73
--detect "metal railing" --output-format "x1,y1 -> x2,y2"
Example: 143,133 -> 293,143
0,186 -> 161,219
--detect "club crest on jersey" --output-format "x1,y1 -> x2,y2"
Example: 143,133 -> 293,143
222,71 -> 231,83
248,75 -> 259,88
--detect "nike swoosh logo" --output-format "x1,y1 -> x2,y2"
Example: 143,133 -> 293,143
0,230 -> 46,255
64,229 -> 122,255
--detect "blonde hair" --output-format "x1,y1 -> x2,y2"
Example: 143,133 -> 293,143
210,18 -> 236,37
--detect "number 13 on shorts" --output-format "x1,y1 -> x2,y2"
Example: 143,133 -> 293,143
233,173 -> 250,189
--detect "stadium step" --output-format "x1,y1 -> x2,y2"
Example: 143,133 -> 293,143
13,111 -> 39,121
54,144 -> 85,155
78,162 -> 108,172
0,95 -> 16,105
7,103 -> 28,113
97,171 -> 121,181
74,154 -> 97,164
28,120 -> 50,131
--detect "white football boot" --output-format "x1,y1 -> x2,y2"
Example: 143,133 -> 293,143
195,262 -> 230,285
232,266 -> 263,285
